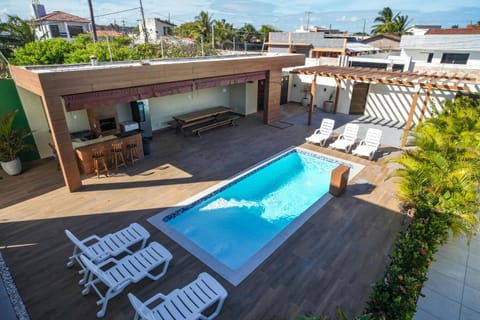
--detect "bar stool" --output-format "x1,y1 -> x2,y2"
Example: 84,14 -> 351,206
126,143 -> 140,165
111,142 -> 127,169
92,149 -> 109,178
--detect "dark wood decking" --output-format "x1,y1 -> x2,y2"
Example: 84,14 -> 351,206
0,106 -> 404,319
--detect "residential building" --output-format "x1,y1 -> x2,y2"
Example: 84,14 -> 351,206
400,28 -> 480,76
268,31 -> 379,61
361,34 -> 401,51
406,24 -> 442,36
35,11 -> 91,41
138,18 -> 175,43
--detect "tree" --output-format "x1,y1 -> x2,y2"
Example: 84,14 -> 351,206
371,7 -> 411,35
0,15 -> 35,58
258,25 -> 281,43
237,23 -> 259,43
395,95 -> 480,238
10,38 -> 74,65
194,11 -> 214,42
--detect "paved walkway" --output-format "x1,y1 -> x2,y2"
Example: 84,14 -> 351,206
414,233 -> 480,320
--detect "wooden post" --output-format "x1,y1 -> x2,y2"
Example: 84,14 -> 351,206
265,69 -> 282,124
308,73 -> 317,126
42,95 -> 83,191
401,86 -> 421,147
333,78 -> 341,114
419,83 -> 432,122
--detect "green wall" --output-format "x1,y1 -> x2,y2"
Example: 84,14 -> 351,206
0,78 -> 40,162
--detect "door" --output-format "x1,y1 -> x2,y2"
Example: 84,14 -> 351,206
257,80 -> 266,111
280,76 -> 289,105
349,83 -> 369,114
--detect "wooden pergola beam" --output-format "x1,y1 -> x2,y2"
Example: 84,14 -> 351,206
333,78 -> 341,114
308,74 -> 317,125
401,87 -> 421,147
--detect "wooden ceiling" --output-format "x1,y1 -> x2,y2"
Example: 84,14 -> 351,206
292,65 -> 477,91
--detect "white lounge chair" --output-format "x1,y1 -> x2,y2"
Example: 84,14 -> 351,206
329,123 -> 360,153
305,118 -> 335,146
80,241 -> 173,318
352,128 -> 383,160
128,272 -> 227,320
65,223 -> 150,284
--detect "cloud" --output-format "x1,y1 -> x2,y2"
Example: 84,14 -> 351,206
336,16 -> 360,23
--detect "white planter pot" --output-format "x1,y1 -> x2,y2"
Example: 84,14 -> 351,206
323,101 -> 334,113
1,157 -> 22,176
301,98 -> 309,106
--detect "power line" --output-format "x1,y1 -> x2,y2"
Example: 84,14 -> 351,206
95,7 -> 139,19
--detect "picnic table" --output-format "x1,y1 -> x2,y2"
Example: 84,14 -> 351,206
172,106 -> 238,136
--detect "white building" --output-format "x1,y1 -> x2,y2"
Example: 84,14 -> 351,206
400,28 -> 480,75
35,11 -> 91,41
406,24 -> 441,36
138,18 -> 175,43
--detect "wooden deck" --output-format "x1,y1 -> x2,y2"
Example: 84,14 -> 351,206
0,105 -> 405,319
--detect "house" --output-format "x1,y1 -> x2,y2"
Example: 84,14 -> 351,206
35,11 -> 91,41
406,24 -> 442,36
138,18 -> 175,43
268,31 -> 379,60
361,34 -> 401,51
400,28 -> 480,76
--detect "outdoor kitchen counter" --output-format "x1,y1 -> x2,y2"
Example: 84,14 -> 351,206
73,132 -> 143,174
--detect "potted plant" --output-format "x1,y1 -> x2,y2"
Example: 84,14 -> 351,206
323,91 -> 335,113
0,110 -> 31,175
301,85 -> 310,106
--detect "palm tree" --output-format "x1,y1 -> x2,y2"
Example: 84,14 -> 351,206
371,7 -> 410,35
394,95 -> 480,239
194,11 -> 214,42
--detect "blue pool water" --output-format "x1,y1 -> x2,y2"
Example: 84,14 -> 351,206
164,149 -> 341,270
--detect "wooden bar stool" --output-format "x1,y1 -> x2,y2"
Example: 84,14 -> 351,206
126,143 -> 140,165
111,142 -> 127,169
92,149 -> 109,178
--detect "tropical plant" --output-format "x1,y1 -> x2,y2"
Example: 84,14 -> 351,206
371,7 -> 411,35
0,15 -> 35,59
194,11 -> 214,42
0,110 -> 31,162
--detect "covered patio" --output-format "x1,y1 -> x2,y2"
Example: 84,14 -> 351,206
0,104 -> 405,319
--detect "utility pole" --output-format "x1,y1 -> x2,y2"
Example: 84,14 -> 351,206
363,18 -> 366,35
305,11 -> 313,31
87,0 -> 97,42
139,0 -> 148,43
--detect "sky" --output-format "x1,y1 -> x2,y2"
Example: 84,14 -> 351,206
1,0 -> 480,34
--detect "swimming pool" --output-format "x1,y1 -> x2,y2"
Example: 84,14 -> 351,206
148,147 -> 363,285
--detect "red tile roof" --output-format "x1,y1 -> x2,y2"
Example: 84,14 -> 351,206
96,30 -> 124,38
426,28 -> 480,35
37,11 -> 90,23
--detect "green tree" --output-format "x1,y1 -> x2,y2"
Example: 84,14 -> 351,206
10,38 -> 74,65
0,15 -> 35,58
395,95 -> 480,237
259,24 -> 281,43
237,23 -> 259,43
213,19 -> 234,49
371,7 -> 410,35
173,21 -> 201,40
194,11 -> 214,43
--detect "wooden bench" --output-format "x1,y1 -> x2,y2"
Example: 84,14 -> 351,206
191,115 -> 240,137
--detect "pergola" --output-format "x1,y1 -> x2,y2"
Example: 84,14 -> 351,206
291,66 -> 477,146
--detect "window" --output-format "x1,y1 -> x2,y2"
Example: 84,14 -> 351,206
427,53 -> 434,63
49,24 -> 60,37
441,53 -> 469,64
68,26 -> 84,37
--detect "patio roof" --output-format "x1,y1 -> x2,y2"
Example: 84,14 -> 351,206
291,66 -> 477,146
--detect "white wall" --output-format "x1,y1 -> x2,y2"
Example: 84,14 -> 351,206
148,86 -> 229,130
289,74 -> 343,111
229,84 -> 246,114
16,87 -> 51,158
364,84 -> 455,124
65,109 -> 90,133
